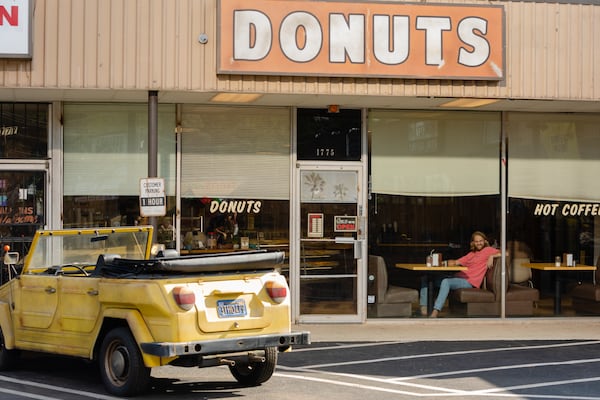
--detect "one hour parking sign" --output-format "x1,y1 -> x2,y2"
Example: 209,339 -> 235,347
140,178 -> 166,217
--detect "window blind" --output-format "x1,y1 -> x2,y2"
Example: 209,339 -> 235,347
369,110 -> 501,196
181,105 -> 290,200
507,113 -> 600,202
63,103 -> 176,196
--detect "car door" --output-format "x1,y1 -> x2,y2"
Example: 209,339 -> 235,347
56,275 -> 100,334
15,274 -> 59,329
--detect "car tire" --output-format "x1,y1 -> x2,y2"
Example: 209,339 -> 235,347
229,346 -> 278,386
0,326 -> 18,371
99,327 -> 151,397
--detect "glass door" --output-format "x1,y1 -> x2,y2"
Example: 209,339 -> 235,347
293,165 -> 366,323
0,169 -> 46,284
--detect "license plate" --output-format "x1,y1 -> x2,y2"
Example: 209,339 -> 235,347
216,299 -> 247,318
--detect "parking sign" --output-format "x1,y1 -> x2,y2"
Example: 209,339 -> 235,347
140,178 -> 166,217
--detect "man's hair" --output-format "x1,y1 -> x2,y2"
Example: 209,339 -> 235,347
470,231 -> 490,252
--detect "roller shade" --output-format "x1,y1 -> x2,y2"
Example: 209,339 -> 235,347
64,103 -> 176,196
181,106 -> 290,200
370,110 -> 500,196
507,113 -> 600,202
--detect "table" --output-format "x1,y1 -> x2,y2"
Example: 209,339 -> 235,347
396,264 -> 467,315
524,263 -> 597,315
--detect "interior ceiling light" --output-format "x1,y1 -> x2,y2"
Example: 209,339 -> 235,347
210,93 -> 263,103
441,98 -> 499,108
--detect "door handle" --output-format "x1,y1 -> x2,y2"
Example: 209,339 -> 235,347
87,289 -> 99,296
45,286 -> 56,294
335,237 -> 364,259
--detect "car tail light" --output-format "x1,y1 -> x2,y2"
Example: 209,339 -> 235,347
265,280 -> 287,304
173,286 -> 195,311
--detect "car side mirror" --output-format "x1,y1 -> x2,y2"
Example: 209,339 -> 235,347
4,251 -> 19,265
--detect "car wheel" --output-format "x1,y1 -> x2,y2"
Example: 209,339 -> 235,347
229,346 -> 278,386
0,326 -> 18,371
99,327 -> 151,396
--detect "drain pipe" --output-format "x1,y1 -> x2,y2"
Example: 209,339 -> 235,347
148,90 -> 159,242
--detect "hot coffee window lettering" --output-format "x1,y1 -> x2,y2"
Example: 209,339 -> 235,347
297,108 -> 361,161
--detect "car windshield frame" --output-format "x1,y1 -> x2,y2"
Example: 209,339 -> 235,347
22,226 -> 153,274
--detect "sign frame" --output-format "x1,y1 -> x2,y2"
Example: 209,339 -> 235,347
139,178 -> 166,217
307,213 -> 324,238
218,0 -> 505,80
334,215 -> 358,232
0,0 -> 33,59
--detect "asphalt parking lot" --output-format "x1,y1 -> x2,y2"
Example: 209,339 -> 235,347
277,339 -> 600,399
2,338 -> 600,399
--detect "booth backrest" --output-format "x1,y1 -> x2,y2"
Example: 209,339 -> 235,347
485,257 -> 509,301
368,255 -> 388,299
507,241 -> 533,285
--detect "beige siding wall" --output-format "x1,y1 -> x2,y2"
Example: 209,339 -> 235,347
0,0 -> 598,101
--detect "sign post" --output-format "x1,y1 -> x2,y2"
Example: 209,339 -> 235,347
139,178 -> 166,217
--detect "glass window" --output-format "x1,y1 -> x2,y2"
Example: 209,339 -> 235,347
0,171 -> 45,254
0,103 -> 48,159
368,110 -> 501,318
370,110 -> 500,196
507,113 -> 600,316
297,108 -> 362,161
180,106 -> 291,276
62,103 -> 176,232
507,113 -> 600,201
181,106 -> 290,199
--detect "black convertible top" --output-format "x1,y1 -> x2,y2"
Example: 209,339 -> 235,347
93,250 -> 285,277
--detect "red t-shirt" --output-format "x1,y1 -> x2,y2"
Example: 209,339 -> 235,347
455,246 -> 500,288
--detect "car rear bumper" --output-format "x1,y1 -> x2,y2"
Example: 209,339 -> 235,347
140,331 -> 311,358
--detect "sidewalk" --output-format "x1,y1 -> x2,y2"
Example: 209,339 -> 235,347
296,318 -> 600,342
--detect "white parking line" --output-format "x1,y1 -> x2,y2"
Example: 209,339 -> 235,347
0,387 -> 62,400
0,375 -> 121,400
276,368 -> 600,399
278,340 -> 600,399
473,376 -> 600,398
296,340 -> 600,369
275,371 -> 469,397
391,357 -> 600,381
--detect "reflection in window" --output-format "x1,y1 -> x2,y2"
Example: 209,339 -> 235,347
0,171 -> 45,255
368,110 -> 501,314
507,113 -> 600,312
297,108 -> 362,161
0,103 -> 48,159
180,197 -> 290,277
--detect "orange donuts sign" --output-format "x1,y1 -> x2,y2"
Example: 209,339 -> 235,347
218,0 -> 504,80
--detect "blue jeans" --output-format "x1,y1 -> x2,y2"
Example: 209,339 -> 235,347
420,275 -> 474,312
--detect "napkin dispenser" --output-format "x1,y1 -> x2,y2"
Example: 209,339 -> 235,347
563,253 -> 574,267
432,253 -> 442,267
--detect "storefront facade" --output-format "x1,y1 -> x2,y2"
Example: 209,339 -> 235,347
1,0 -> 599,323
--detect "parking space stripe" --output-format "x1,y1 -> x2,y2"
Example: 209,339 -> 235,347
277,368 -> 600,399
295,340 -> 600,369
0,375 -> 121,400
0,388 -> 61,400
391,357 -> 600,381
279,341 -> 600,399
473,376 -> 600,399
275,372 -> 470,396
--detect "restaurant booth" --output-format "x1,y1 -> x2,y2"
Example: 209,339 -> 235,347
1,0 -> 599,323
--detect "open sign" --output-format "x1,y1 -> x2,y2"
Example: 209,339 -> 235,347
334,216 -> 357,232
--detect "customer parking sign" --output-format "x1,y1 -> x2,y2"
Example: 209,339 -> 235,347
140,178 -> 166,217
